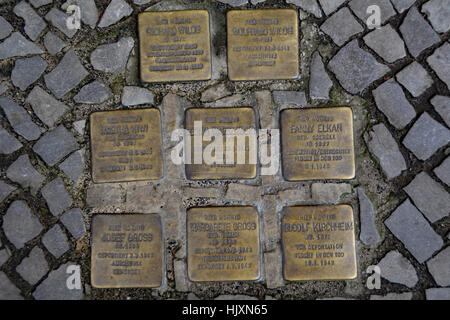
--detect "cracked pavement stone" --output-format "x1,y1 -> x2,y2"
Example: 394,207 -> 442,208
349,0 -> 396,25
16,247 -> 49,285
59,149 -> 85,182
3,200 -> 43,249
12,56 -> 48,91
430,95 -> 450,127
434,157 -> 450,186
13,1 -> 47,41
273,91 -> 307,107
43,31 -> 67,55
0,16 -> 13,40
286,0 -> 322,18
427,246 -> 450,287
399,7 -> 440,58
42,225 -> 70,258
45,7 -> 78,38
426,288 -> 450,300
403,112 -> 450,161
74,81 -> 112,104
62,0 -> 98,29
0,272 -> 22,300
33,125 -> 78,166
320,8 -> 363,46
390,0 -> 415,13
377,250 -> 418,288
363,25 -> 407,63
396,62 -> 433,97
404,172 -> 450,223
98,0 -> 133,28
0,126 -> 22,154
0,180 -> 16,202
26,86 -> 69,127
6,155 -> 44,194
122,86 -> 155,106
318,0 -> 345,15
422,0 -> 450,33
372,79 -> 416,130
357,187 -> 381,245
33,262 -> 83,300
309,51 -> 332,100
385,199 -> 443,263
61,208 -> 86,239
0,32 -> 44,59
365,123 -> 406,179
44,49 -> 89,99
91,37 -> 135,74
41,177 -> 72,217
427,42 -> 450,91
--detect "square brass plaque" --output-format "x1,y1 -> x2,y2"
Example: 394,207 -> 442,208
91,214 -> 163,288
138,10 -> 212,83
227,9 -> 299,81
187,207 -> 260,282
90,108 -> 163,183
281,205 -> 357,281
281,107 -> 355,181
185,107 -> 257,180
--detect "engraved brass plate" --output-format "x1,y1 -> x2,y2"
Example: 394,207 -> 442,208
90,108 -> 163,183
185,107 -> 257,180
138,10 -> 212,83
91,214 -> 163,288
282,205 -> 357,281
187,207 -> 260,282
227,9 -> 299,81
281,107 -> 355,181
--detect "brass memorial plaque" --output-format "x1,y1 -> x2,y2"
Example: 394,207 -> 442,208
282,205 -> 357,281
138,10 -> 212,82
281,107 -> 355,181
227,9 -> 299,81
187,207 -> 260,282
90,108 -> 163,183
91,214 -> 163,288
185,107 -> 257,180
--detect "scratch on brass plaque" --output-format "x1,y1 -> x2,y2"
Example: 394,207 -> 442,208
281,107 -> 355,181
90,108 -> 163,183
282,205 -> 357,281
227,9 -> 299,81
187,207 -> 261,282
91,214 -> 163,288
138,10 -> 212,83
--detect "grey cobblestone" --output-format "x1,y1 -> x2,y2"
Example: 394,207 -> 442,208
74,81 -> 112,104
273,90 -> 306,107
218,0 -> 248,6
0,180 -> 16,203
42,225 -> 70,258
426,288 -> 450,300
98,0 -> 133,28
357,187 -> 381,245
426,246 -> 450,287
377,250 -> 418,288
16,247 -> 49,285
6,155 -> 44,194
396,62 -> 433,97
26,86 -> 69,127
363,25 -> 406,63
0,126 -> 22,154
60,208 -> 86,239
434,157 -> 450,186
62,0 -> 98,29
430,95 -> 450,127
41,177 -> 72,217
349,0 -> 396,25
45,7 -> 78,38
286,0 -> 322,18
0,16 -> 13,40
422,0 -> 450,33
59,149 -> 85,182
370,292 -> 413,300
33,125 -> 78,166
0,272 -> 22,300
121,86 -> 155,106
320,8 -> 363,47
13,1 -> 46,41
318,0 -> 345,15
43,32 -> 66,55
12,56 -> 48,91
390,0 -> 415,13
91,37 -> 135,74
427,43 -> 450,90
309,51 -> 332,100
0,32 -> 43,59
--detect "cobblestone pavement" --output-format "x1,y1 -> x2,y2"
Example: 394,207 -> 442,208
0,0 -> 449,300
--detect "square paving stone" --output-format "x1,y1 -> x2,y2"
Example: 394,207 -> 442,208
16,247 -> 49,285
385,199 -> 443,263
430,95 -> 450,127
403,112 -> 450,161
41,177 -> 72,216
363,25 -> 406,63
434,157 -> 450,186
318,0 -> 345,15
349,0 -> 396,24
396,62 -> 433,97
426,246 -> 450,287
26,86 -> 69,127
0,126 -> 22,154
390,0 -> 415,13
33,125 -> 78,166
42,225 -> 70,258
427,43 -> 450,90
59,149 -> 85,182
43,31 -> 66,55
422,0 -> 450,33
320,7 -> 363,46
11,56 -> 48,91
60,208 -> 86,239
404,172 -> 450,223
0,272 -> 22,300
6,155 -> 45,194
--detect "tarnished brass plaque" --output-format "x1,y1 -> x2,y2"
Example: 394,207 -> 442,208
90,108 -> 163,183
282,205 -> 357,280
185,107 -> 257,180
91,214 -> 163,288
227,9 -> 299,81
138,10 -> 212,82
281,107 -> 355,181
187,207 -> 260,282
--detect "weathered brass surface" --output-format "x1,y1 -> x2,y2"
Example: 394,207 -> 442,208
282,205 -> 357,281
91,214 -> 163,288
90,108 -> 163,183
185,107 -> 257,180
138,10 -> 212,82
227,9 -> 299,81
281,107 -> 355,181
187,207 -> 260,282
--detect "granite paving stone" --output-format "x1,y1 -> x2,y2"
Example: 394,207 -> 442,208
396,62 -> 433,97
59,149 -> 85,182
26,86 -> 69,127
372,79 -> 416,129
11,56 -> 48,91
427,43 -> 450,90
422,0 -> 450,33
318,0 -> 345,15
6,155 -> 44,194
98,0 -> 133,28
426,246 -> 450,287
41,177 -> 72,216
91,37 -> 134,74
0,32 -> 44,59
61,0 -> 99,29
377,250 -> 418,288
309,51 -> 333,100
43,31 -> 66,55
0,248 -> 10,266
218,0 -> 248,6
357,187 -> 381,245
0,272 -> 22,300
286,0 -> 322,18
0,180 -> 16,203
42,225 -> 70,258
45,7 -> 78,38
60,208 -> 86,239
16,247 -> 49,285
29,0 -> 52,8
328,40 -> 389,94
44,49 -> 89,99
273,91 -> 307,107
0,126 -> 22,154
384,199 -> 443,263
33,125 -> 78,166
426,288 -> 450,300
390,0 -> 415,13
403,112 -> 450,161
430,95 -> 450,127
320,8 -> 363,46
74,81 -> 112,104
399,7 -> 440,58
363,25 -> 407,63
3,200 -> 43,249
434,157 -> 450,186
121,86 -> 155,106
349,0 -> 396,24
404,172 -> 450,223
0,16 -> 13,40
13,1 -> 47,41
